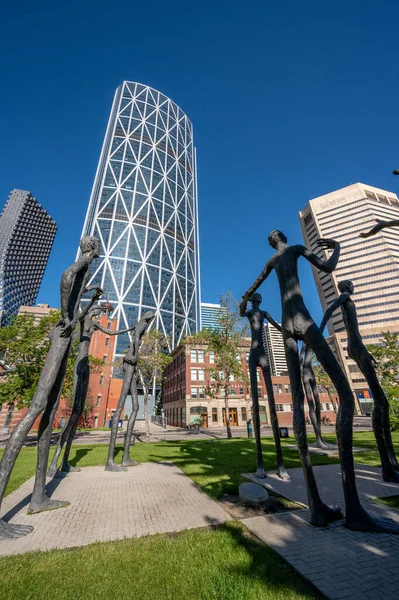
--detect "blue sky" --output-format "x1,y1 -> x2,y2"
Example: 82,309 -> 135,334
1,0 -> 399,325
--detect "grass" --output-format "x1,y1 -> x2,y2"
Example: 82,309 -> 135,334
0,522 -> 317,600
373,495 -> 399,509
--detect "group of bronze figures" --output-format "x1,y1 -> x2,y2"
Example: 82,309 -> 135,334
240,216 -> 399,533
1,212 -> 399,541
0,236 -> 155,540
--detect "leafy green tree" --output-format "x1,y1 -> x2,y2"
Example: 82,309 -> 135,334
204,292 -> 248,439
0,311 -> 60,409
368,332 -> 399,430
311,358 -> 338,414
138,329 -> 172,442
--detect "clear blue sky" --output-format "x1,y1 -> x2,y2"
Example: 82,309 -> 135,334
1,0 -> 399,325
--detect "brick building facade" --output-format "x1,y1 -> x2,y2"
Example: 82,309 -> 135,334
162,339 -> 337,429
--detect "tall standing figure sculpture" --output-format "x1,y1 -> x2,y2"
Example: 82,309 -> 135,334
320,280 -> 399,483
240,293 -> 290,480
241,230 -> 399,532
0,236 -> 101,538
300,344 -> 331,451
48,301 -> 136,478
105,311 -> 155,472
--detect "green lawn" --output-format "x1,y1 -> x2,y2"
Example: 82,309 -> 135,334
373,495 -> 399,509
0,522 -> 317,600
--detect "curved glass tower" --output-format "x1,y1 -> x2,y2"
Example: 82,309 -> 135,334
80,82 -> 200,357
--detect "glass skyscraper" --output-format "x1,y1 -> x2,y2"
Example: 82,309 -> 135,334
0,189 -> 57,325
80,82 -> 200,358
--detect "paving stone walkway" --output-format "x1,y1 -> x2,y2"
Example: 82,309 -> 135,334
0,462 -> 231,556
243,464 -> 399,600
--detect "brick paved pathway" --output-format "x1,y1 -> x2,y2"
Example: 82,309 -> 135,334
243,464 -> 399,600
0,462 -> 230,556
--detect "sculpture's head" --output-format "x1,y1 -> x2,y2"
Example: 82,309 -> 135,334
338,280 -> 354,294
142,310 -> 156,324
80,236 -> 101,258
251,292 -> 262,306
268,230 -> 287,249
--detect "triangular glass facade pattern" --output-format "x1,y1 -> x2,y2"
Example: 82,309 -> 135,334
80,82 -> 200,359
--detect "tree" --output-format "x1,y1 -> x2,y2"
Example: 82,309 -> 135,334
0,311 -> 60,409
205,292 -> 248,439
368,332 -> 399,431
312,358 -> 338,414
137,329 -> 172,442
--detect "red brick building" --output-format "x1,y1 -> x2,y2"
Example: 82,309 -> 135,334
0,313 -> 124,433
162,339 -> 337,429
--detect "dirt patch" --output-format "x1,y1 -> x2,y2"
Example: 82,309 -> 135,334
218,491 -> 304,519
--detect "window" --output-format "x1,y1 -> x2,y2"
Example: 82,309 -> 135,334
191,369 -> 197,381
198,369 -> 205,381
246,353 -> 249,364
256,371 -> 260,382
94,416 -> 99,428
257,387 -> 263,398
209,352 -> 215,364
100,375 -> 104,386
197,350 -> 204,363
284,384 -> 291,393
182,407 -> 186,426
212,408 -> 218,422
105,338 -> 110,347
276,404 -> 284,411
241,407 -> 247,421
229,374 -> 234,382
273,384 -> 282,394
230,387 -> 236,395
259,405 -> 267,423
190,349 -> 197,362
325,403 -> 331,411
290,404 -> 293,412
191,387 -> 198,399
199,387 -> 205,399
96,394 -> 101,407
239,387 -> 244,395
103,355 -> 107,364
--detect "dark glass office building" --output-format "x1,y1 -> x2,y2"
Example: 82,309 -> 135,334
0,189 -> 57,325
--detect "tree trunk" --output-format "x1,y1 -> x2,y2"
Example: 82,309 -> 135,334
144,389 -> 150,443
224,386 -> 232,439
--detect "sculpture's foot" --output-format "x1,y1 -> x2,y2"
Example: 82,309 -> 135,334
0,520 -> 34,540
316,439 -> 332,451
382,469 -> 399,484
277,466 -> 291,481
105,463 -> 127,472
310,504 -> 343,527
28,497 -> 70,515
60,463 -> 81,473
121,457 -> 140,467
255,466 -> 266,479
47,464 -> 58,478
345,509 -> 399,534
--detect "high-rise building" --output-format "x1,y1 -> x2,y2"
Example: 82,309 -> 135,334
263,322 -> 288,376
299,182 -> 399,413
0,190 -> 57,325
18,304 -> 54,325
200,302 -> 227,331
80,82 -> 200,360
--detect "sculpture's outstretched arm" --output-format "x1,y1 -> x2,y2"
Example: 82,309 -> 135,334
263,312 -> 282,333
300,238 -> 340,273
319,292 -> 351,334
95,323 -> 136,336
243,260 -> 274,300
360,219 -> 399,238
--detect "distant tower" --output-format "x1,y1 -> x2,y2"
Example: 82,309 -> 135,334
200,302 -> 227,331
80,82 -> 200,360
263,322 -> 288,376
0,189 -> 57,325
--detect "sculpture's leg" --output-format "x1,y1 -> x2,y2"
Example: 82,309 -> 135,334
47,418 -> 73,477
260,361 -> 290,481
28,349 -> 71,514
122,376 -> 140,467
0,332 -> 68,538
305,378 -> 331,450
285,336 -> 341,526
105,365 -> 133,472
356,354 -> 399,481
249,359 -> 266,479
307,324 -> 399,533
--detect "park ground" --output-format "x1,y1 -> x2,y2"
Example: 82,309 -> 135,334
0,430 -> 397,599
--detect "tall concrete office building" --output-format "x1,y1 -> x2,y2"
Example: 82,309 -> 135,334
0,189 -> 57,325
299,182 -> 399,413
80,82 -> 200,360
263,322 -> 288,376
